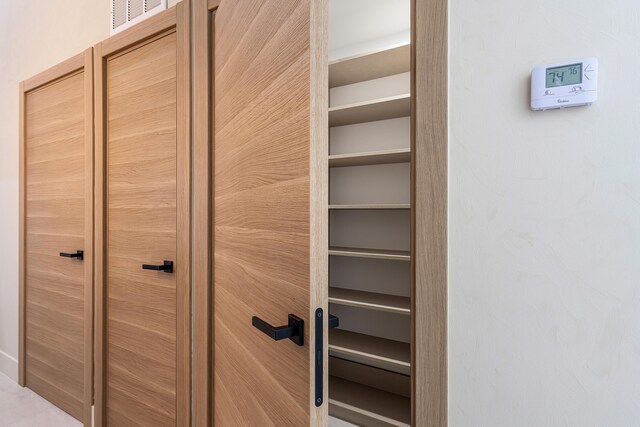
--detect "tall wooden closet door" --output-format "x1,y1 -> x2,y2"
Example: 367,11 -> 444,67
213,0 -> 327,425
19,49 -> 94,425
94,4 -> 190,426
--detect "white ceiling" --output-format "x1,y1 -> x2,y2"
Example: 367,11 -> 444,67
328,0 -> 410,52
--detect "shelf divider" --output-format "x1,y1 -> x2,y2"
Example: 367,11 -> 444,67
328,246 -> 411,261
329,328 -> 410,375
329,204 -> 410,210
329,287 -> 410,315
328,148 -> 411,168
329,43 -> 411,88
329,376 -> 411,427
329,94 -> 410,127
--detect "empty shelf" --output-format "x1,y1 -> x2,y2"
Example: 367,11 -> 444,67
329,204 -> 410,210
329,287 -> 410,315
329,43 -> 411,88
329,94 -> 411,127
329,376 -> 410,427
328,148 -> 411,168
328,246 -> 410,261
329,328 -> 410,375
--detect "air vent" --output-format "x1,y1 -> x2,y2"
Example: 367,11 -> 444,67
110,0 -> 167,35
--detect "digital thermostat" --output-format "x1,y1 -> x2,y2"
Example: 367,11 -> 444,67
531,58 -> 598,111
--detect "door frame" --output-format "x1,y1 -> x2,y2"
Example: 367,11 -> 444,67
192,1 -> 218,425
93,3 -> 192,425
19,48 -> 95,426
411,0 -> 448,425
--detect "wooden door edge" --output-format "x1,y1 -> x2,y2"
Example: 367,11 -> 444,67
412,0 -> 449,426
18,81 -> 26,388
309,0 -> 329,424
193,0 -> 215,425
176,1 -> 193,424
82,46 -> 95,427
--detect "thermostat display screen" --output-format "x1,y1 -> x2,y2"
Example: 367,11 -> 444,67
546,63 -> 582,87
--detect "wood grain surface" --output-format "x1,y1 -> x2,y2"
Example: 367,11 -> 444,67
21,53 -> 92,424
105,30 -> 178,427
212,0 -> 327,424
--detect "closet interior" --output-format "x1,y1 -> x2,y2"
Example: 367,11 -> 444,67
327,4 -> 412,426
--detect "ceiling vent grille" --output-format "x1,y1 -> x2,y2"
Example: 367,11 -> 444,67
111,0 -> 167,35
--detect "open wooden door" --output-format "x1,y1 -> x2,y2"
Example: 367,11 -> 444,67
212,0 -> 328,424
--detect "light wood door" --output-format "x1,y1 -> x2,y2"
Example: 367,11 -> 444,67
213,0 -> 327,424
19,50 -> 93,424
95,5 -> 190,426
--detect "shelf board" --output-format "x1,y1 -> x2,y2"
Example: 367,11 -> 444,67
329,328 -> 410,375
329,43 -> 411,88
329,376 -> 410,427
329,94 -> 411,127
328,148 -> 411,168
329,287 -> 410,315
328,246 -> 410,262
329,204 -> 410,210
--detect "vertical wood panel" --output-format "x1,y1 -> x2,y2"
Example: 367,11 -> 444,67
193,1 -> 215,425
309,0 -> 328,424
93,41 -> 106,427
176,1 -> 191,424
412,0 -> 448,425
82,48 -> 95,424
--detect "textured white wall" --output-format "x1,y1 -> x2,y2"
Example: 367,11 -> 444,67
450,0 -> 640,424
0,1 -> 110,381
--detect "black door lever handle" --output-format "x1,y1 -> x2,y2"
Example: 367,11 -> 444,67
252,314 -> 304,346
60,250 -> 83,261
142,260 -> 173,273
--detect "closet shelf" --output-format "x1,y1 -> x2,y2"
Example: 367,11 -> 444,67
329,376 -> 411,427
329,43 -> 411,88
329,329 -> 410,375
329,287 -> 410,315
329,204 -> 410,210
329,94 -> 411,127
328,148 -> 411,168
328,246 -> 411,261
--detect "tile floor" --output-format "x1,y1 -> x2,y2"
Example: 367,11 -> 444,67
0,372 -> 357,426
0,373 -> 80,427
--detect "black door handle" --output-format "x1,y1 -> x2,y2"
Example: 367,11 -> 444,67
142,260 -> 173,273
251,314 -> 304,346
60,250 -> 83,261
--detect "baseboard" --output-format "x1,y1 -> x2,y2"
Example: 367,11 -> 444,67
0,349 -> 18,383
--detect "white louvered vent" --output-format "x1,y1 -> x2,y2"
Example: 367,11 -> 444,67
110,0 -> 167,35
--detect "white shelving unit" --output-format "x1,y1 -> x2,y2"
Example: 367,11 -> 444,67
328,39 -> 412,426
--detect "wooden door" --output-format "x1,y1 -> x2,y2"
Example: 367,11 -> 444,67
94,5 -> 190,426
19,49 -> 94,425
212,0 -> 328,424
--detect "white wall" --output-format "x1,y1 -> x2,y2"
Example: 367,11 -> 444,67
0,0 -> 181,384
450,0 -> 640,425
